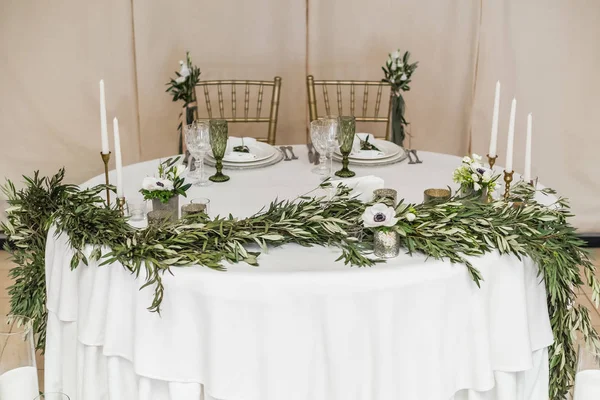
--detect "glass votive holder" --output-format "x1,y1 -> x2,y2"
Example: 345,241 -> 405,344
573,345 -> 600,399
346,225 -> 364,242
126,199 -> 147,221
373,230 -> 400,258
0,315 -> 39,400
34,393 -> 71,400
423,188 -> 451,204
373,189 -> 398,207
181,203 -> 207,218
190,198 -> 210,214
147,210 -> 174,225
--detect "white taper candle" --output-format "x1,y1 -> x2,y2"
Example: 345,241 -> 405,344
523,113 -> 532,182
488,81 -> 500,157
113,117 -> 124,198
505,98 -> 516,172
100,80 -> 109,154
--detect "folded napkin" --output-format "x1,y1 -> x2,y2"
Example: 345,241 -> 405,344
351,133 -> 385,158
224,137 -> 258,162
327,175 -> 385,203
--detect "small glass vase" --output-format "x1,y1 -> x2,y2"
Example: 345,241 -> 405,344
208,119 -> 230,183
373,188 -> 398,207
0,315 -> 39,400
151,196 -> 179,222
390,94 -> 406,147
460,185 -> 490,203
334,116 -> 356,178
573,345 -> 600,399
373,230 -> 400,258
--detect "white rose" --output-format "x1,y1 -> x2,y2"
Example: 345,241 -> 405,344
405,212 -> 416,222
473,182 -> 481,191
471,173 -> 480,182
400,74 -> 408,81
472,153 -> 482,161
361,203 -> 399,228
175,164 -> 187,178
179,63 -> 190,78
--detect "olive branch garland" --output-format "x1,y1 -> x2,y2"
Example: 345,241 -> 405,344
2,170 -> 599,399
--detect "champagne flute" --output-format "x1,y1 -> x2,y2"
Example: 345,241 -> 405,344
208,119 -> 230,183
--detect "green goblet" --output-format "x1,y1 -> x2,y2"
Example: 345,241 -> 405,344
208,119 -> 230,182
334,116 -> 356,178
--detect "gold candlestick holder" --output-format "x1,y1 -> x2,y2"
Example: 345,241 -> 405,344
100,152 -> 111,206
117,197 -> 126,216
487,154 -> 497,169
503,170 -> 514,200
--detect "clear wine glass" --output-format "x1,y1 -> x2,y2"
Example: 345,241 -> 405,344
321,116 -> 340,179
184,121 -> 212,186
310,120 -> 328,175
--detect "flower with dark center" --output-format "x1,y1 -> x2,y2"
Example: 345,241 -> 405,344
156,181 -> 164,187
476,168 -> 486,175
374,213 -> 387,223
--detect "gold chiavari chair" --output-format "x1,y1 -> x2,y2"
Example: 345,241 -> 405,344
306,75 -> 392,140
193,77 -> 282,145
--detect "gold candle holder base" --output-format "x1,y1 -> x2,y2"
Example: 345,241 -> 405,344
503,170 -> 514,200
100,152 -> 111,206
117,197 -> 126,216
487,154 -> 497,169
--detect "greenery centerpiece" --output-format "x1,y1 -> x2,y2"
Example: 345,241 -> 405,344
141,157 -> 191,219
361,202 -> 411,258
382,49 -> 418,147
166,52 -> 201,154
453,154 -> 500,202
2,166 -> 599,399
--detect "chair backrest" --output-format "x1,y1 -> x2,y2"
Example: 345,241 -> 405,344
306,75 -> 392,140
193,77 -> 282,145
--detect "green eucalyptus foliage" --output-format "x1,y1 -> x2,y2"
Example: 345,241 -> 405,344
2,170 -> 598,399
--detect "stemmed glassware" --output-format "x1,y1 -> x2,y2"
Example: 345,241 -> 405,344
184,121 -> 212,186
310,119 -> 328,175
0,315 -> 39,400
322,116 -> 340,178
310,116 -> 339,178
334,116 -> 356,177
208,119 -> 230,182
573,345 -> 600,399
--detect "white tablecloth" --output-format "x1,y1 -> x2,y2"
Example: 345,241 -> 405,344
44,148 -> 554,400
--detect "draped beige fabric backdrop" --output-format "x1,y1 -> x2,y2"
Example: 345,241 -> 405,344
1,0 -> 599,231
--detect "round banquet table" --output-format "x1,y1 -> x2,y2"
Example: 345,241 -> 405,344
44,147 -> 554,400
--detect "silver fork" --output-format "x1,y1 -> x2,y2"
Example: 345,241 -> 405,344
286,146 -> 299,160
279,146 -> 291,161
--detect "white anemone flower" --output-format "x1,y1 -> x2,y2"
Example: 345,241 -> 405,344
361,203 -> 398,228
142,177 -> 174,191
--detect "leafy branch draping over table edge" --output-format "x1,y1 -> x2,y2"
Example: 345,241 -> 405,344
2,169 -> 599,399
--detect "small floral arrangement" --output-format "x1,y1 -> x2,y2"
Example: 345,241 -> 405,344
381,49 -> 418,147
453,154 -> 500,196
166,52 -> 202,154
140,157 -> 191,204
361,203 -> 416,230
166,52 -> 201,105
382,50 -> 418,96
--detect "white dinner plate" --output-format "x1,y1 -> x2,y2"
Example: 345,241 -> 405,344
204,148 -> 284,170
209,140 -> 276,163
335,134 -> 400,160
333,146 -> 408,166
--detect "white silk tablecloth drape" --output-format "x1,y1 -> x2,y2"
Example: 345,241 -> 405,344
44,150 -> 554,400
